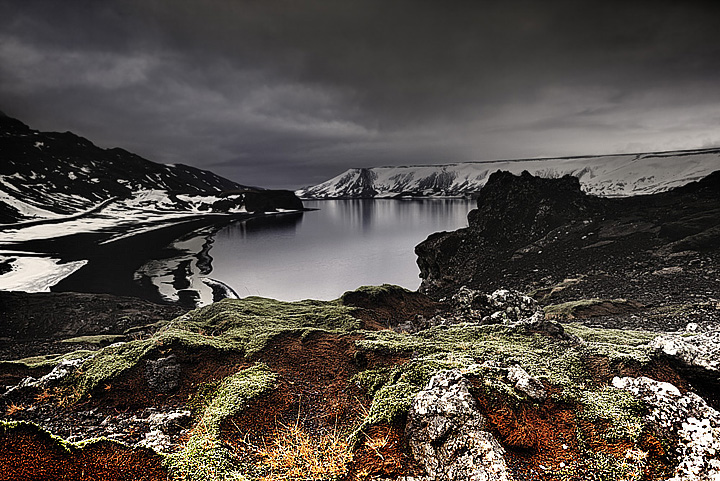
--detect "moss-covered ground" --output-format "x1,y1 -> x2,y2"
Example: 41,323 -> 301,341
0,288 -> 690,480
166,363 -> 277,481
40,296 -> 360,400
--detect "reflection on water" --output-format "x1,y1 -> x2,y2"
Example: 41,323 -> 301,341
209,199 -> 474,301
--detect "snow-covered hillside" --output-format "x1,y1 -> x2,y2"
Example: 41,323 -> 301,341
296,149 -> 720,198
0,112 -> 247,223
0,113 -> 303,305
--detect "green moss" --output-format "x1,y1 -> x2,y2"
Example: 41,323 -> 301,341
564,323 -> 656,364
564,324 -> 657,346
363,382 -> 417,425
55,296 -> 359,400
339,284 -> 413,304
350,354 -> 478,442
177,297 -> 359,334
352,321 -> 657,440
166,363 -> 277,481
166,296 -> 360,357
543,298 -> 643,320
579,387 -> 646,442
68,338 -> 156,396
0,350 -> 96,370
357,324 -> 588,392
60,334 -> 126,345
544,299 -> 604,318
352,367 -> 394,396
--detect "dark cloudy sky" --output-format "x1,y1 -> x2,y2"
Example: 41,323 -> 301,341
1,1 -> 719,189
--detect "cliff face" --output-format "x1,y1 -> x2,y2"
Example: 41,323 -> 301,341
416,169 -> 720,304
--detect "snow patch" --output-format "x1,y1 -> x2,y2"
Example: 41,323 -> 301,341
0,187 -> 63,218
0,256 -> 87,292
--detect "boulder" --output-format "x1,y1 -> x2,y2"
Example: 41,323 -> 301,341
406,369 -> 511,481
507,365 -> 546,402
145,354 -> 181,393
613,376 -> 720,480
422,287 -> 578,341
651,330 -> 720,373
651,330 -> 720,407
415,170 -> 720,307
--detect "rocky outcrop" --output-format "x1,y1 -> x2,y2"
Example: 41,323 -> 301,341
1,358 -> 85,401
652,330 -> 720,374
442,287 -> 542,325
405,286 -> 577,341
415,170 -> 720,305
406,370 -> 511,481
145,355 -> 181,393
614,376 -> 720,480
651,329 -> 720,407
506,364 -> 547,402
339,284 -> 440,331
243,189 -> 304,212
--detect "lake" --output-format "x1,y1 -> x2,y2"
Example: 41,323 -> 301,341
207,199 -> 475,301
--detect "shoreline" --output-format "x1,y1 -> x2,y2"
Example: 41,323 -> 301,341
1,209 -> 307,306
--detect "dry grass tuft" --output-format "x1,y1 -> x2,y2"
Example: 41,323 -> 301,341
5,403 -> 26,416
256,422 -> 353,481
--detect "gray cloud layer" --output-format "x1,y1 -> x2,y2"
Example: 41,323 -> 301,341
2,0 -> 719,188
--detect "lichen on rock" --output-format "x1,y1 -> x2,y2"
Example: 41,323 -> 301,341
406,369 -> 511,481
652,329 -> 720,374
506,364 -> 546,402
613,376 -> 720,480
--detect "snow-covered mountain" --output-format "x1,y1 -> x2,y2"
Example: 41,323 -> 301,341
0,112 -> 251,223
0,112 -> 305,305
296,149 -> 720,199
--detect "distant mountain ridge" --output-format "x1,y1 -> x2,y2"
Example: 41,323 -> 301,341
0,113 -> 248,222
296,148 -> 720,199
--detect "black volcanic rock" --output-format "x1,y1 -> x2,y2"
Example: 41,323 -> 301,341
243,189 -> 304,212
416,170 -> 720,305
467,171 -> 602,248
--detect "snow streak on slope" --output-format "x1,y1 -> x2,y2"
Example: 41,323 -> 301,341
0,255 -> 87,292
296,149 -> 720,198
0,113 -> 247,222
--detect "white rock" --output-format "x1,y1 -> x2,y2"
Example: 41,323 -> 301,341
614,376 -> 720,481
406,369 -> 511,481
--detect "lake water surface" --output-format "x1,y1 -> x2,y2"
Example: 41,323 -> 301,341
208,199 -> 474,301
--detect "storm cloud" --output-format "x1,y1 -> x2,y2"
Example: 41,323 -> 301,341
2,0 -> 719,188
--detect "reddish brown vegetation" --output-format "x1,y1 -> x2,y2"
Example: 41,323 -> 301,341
470,375 -> 675,480
86,345 -> 250,411
346,423 -> 421,480
223,332 -> 412,480
0,424 -> 168,481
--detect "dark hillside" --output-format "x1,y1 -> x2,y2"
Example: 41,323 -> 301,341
416,170 -> 720,306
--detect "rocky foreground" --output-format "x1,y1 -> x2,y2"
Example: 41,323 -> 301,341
2,171 -> 720,480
